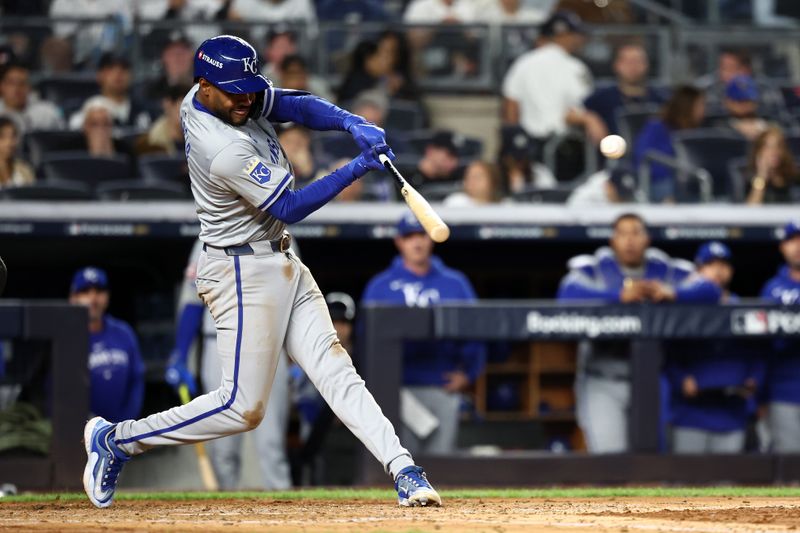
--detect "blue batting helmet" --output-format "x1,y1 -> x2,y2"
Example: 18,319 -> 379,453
193,35 -> 271,94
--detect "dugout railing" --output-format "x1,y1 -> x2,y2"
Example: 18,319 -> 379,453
357,302 -> 800,486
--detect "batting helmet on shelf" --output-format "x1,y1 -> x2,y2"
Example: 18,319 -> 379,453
193,35 -> 271,94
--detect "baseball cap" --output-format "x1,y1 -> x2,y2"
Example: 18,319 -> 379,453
396,212 -> 425,237
428,131 -> 459,157
725,75 -> 759,102
540,11 -> 587,37
98,52 -> 131,70
608,166 -> 638,202
326,292 -> 356,322
782,220 -> 800,241
71,266 -> 109,293
695,241 -> 733,266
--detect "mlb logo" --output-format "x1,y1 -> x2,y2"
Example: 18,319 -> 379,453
731,310 -> 769,335
245,158 -> 271,184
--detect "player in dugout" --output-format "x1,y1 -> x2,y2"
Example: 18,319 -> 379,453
69,267 -> 145,424
666,242 -> 764,454
760,220 -> 800,452
556,213 -> 719,453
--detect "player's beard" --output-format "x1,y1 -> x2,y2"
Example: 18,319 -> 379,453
228,105 -> 251,126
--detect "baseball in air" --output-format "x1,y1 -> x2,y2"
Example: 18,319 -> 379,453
600,134 -> 627,159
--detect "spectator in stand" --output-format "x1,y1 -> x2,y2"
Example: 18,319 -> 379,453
336,40 -> 394,104
403,0 -> 477,22
502,11 -> 607,151
134,0 -> 229,21
633,85 -> 706,203
39,37 -> 75,74
48,0 -> 133,67
320,157 -> 365,202
0,117 -> 35,189
362,213 -> 486,455
667,242 -> 764,454
134,85 -> 188,156
566,166 -> 641,206
230,0 -> 317,39
276,55 -> 334,102
405,131 -> 461,187
746,126 -> 798,204
147,33 -> 195,98
584,42 -> 666,136
69,267 -> 145,423
261,28 -> 297,80
557,213 -> 718,454
79,97 -> 118,158
760,220 -> 800,453
316,0 -> 390,22
0,62 -> 64,134
715,75 -> 769,141
277,124 -> 317,186
476,0 -> 553,23
376,30 -> 424,105
444,161 -> 503,206
698,48 -> 783,119
69,54 -> 151,130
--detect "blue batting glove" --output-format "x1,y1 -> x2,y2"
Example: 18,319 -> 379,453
164,351 -> 197,396
352,143 -> 394,176
347,119 -> 391,153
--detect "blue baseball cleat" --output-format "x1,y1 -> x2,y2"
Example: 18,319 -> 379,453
394,465 -> 441,507
83,416 -> 130,508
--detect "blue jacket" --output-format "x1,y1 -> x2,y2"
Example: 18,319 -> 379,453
666,289 -> 766,432
89,315 -> 145,422
761,265 -> 800,404
556,247 -> 718,303
362,256 -> 486,386
632,119 -> 676,189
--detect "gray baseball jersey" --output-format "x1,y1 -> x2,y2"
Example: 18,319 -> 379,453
181,84 -> 292,247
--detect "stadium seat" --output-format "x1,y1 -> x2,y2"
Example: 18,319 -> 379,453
385,101 -> 426,132
673,129 -> 749,201
405,130 -> 483,159
41,152 -> 132,191
138,154 -> 190,185
0,180 -> 93,201
726,156 -> 749,202
616,104 -> 661,146
24,130 -> 87,169
36,75 -> 98,105
96,180 -> 189,201
417,180 -> 463,202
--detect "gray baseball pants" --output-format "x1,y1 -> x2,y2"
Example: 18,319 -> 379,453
114,242 -> 414,479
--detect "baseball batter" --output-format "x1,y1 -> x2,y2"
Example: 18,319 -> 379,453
83,35 -> 440,508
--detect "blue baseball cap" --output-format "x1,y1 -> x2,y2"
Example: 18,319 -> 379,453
695,241 -> 732,266
71,266 -> 109,293
725,75 -> 759,102
782,220 -> 800,241
396,212 -> 425,237
541,11 -> 587,37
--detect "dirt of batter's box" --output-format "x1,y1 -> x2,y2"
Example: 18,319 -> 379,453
2,497 -> 800,532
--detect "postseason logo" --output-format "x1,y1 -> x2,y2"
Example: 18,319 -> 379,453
197,51 -> 223,69
245,158 -> 271,184
731,309 -> 800,335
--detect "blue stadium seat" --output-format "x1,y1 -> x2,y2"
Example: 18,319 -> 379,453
138,154 -> 190,185
24,130 -> 87,169
41,152 -> 132,191
673,129 -> 749,201
0,180 -> 93,201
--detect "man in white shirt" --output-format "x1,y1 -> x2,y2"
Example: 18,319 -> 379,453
403,0 -> 477,23
0,62 -> 64,134
502,11 -> 606,146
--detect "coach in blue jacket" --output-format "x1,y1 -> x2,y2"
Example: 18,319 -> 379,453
667,242 -> 764,454
69,267 -> 145,423
761,220 -> 800,452
557,213 -> 718,453
362,213 -> 486,455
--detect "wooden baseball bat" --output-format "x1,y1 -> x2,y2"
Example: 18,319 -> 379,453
179,384 -> 220,492
379,154 -> 450,243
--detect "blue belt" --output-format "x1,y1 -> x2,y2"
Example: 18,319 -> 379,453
203,234 -> 291,256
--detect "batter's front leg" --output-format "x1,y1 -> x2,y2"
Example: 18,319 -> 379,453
283,258 -> 414,478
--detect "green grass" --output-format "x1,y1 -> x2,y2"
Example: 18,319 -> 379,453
5,486 -> 800,504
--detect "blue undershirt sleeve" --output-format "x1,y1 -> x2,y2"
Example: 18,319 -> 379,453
267,159 -> 362,224
173,303 -> 204,365
268,89 -> 362,132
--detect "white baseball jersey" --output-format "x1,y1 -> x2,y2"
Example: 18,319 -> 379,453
181,84 -> 293,247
